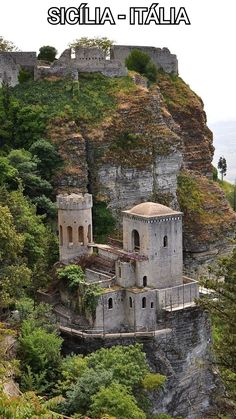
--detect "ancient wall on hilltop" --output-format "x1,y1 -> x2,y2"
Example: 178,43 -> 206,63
54,47 -> 127,77
8,52 -> 37,70
0,53 -> 19,87
111,45 -> 178,74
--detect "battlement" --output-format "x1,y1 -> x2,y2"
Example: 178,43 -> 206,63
57,193 -> 93,210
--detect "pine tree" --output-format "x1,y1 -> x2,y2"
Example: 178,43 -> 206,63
218,156 -> 227,181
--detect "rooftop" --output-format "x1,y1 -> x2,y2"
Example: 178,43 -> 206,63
123,202 -> 182,218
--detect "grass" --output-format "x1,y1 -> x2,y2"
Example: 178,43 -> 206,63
218,179 -> 235,211
11,74 -> 136,126
156,70 -> 202,113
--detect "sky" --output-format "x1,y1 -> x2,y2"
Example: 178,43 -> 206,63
0,0 -> 236,124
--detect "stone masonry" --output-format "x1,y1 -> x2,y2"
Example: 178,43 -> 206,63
56,194 -> 199,333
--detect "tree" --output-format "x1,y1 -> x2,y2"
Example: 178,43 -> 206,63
69,37 -> 114,57
18,319 -> 63,393
0,388 -> 64,417
218,156 -> 227,181
125,49 -> 157,82
0,35 -> 18,51
0,205 -> 31,309
29,139 -> 63,180
199,250 -> 236,401
87,344 -> 149,389
0,187 -> 57,295
38,45 -> 57,62
89,383 -> 146,419
65,369 -> 113,415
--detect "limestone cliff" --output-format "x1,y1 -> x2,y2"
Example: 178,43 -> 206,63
47,72 -> 236,273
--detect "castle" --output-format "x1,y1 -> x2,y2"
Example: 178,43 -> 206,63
0,45 -> 178,87
55,193 -> 199,333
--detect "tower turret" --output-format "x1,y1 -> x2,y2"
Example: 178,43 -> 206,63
122,202 -> 183,288
57,193 -> 93,261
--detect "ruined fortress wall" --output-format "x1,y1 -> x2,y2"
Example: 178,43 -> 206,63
54,47 -> 127,77
8,52 -> 37,69
35,66 -> 78,81
0,53 -> 19,87
111,45 -> 178,74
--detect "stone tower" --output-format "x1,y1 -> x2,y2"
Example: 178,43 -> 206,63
57,193 -> 93,261
122,202 -> 183,288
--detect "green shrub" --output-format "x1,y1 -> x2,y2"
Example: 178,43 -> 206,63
125,49 -> 157,82
57,264 -> 85,290
142,373 -> 166,390
18,68 -> 34,84
89,383 -> 146,419
38,45 -> 57,62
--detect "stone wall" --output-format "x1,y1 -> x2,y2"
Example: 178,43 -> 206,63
35,66 -> 78,81
0,53 -> 19,87
54,47 -> 127,78
111,45 -> 178,74
0,51 -> 36,87
8,52 -> 36,70
61,306 -> 221,418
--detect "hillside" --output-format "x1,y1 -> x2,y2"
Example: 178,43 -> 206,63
1,71 -> 235,275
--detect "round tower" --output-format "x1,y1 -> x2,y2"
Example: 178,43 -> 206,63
57,193 -> 93,261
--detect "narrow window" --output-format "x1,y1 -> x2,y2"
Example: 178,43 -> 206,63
142,297 -> 146,309
67,226 -> 73,244
132,229 -> 140,252
59,225 -> 63,246
78,226 -> 84,245
87,224 -> 92,242
108,298 -> 113,310
119,267 -> 121,278
151,302 -> 154,309
71,48 -> 76,59
129,297 -> 133,308
163,235 -> 168,248
143,276 -> 147,287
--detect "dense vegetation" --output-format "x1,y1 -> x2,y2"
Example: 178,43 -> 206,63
1,307 -> 168,418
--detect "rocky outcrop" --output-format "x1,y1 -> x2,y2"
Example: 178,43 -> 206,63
47,72 -> 236,273
61,306 -> 222,418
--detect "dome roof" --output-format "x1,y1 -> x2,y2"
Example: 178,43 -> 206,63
124,202 -> 181,218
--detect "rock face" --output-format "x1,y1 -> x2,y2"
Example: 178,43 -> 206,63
62,306 -> 222,418
48,72 -> 236,273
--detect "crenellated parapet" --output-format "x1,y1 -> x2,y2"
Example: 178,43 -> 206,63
57,193 -> 93,210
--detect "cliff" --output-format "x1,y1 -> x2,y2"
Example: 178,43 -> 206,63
61,306 -> 223,418
12,71 -> 235,273
45,72 -> 235,274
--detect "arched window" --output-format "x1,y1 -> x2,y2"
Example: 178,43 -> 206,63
87,224 -> 92,242
129,297 -> 133,308
143,276 -> 147,287
142,297 -> 146,309
67,226 -> 73,244
163,235 -> 168,248
78,226 -> 84,245
59,225 -> 63,246
108,298 -> 113,310
132,229 -> 140,252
